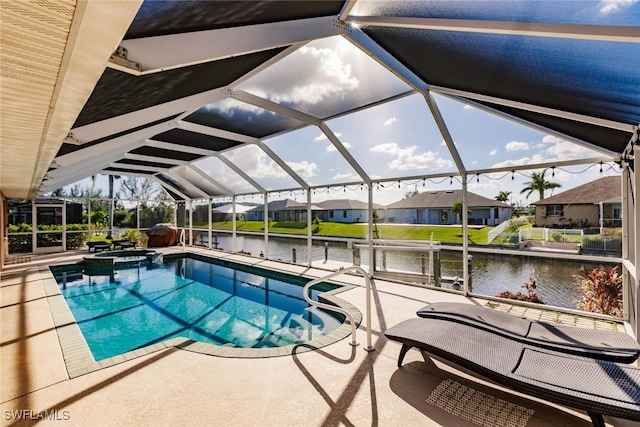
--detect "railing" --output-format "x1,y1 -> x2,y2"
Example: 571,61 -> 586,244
353,242 -> 442,286
302,266 -> 374,351
179,228 -> 186,250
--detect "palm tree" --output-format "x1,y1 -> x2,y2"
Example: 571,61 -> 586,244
451,201 -> 471,224
495,191 -> 512,203
520,169 -> 561,201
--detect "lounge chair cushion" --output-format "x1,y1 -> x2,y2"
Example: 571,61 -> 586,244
384,318 -> 640,426
416,302 -> 640,363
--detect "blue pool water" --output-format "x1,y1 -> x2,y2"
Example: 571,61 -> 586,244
52,256 -> 343,361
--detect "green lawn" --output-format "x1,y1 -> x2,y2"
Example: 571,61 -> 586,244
201,221 -> 492,245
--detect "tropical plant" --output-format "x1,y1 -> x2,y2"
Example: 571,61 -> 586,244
496,277 -> 544,304
520,169 -> 561,200
403,189 -> 419,199
451,202 -> 471,224
495,191 -> 512,203
575,265 -> 623,317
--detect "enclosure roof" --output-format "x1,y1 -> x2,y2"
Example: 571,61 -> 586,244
2,1 -> 639,200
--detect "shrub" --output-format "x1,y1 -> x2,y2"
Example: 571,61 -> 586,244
312,217 -> 322,234
496,277 -> 544,304
550,231 -> 563,242
575,265 -> 622,317
65,223 -> 89,249
7,223 -> 32,253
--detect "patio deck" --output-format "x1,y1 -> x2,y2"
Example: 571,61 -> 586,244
1,248 -> 636,427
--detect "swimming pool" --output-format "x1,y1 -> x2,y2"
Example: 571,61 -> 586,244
52,255 -> 353,361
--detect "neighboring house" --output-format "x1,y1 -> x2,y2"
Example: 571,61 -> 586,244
532,176 -> 621,228
245,199 -> 322,222
314,199 -> 384,223
381,190 -> 511,226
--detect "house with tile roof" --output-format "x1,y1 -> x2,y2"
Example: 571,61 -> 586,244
314,199 -> 385,223
532,176 -> 621,228
382,190 -> 511,226
245,199 -> 322,222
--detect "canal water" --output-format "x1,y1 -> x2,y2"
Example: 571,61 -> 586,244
210,234 -> 619,310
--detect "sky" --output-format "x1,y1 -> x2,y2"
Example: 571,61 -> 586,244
54,0 -> 635,208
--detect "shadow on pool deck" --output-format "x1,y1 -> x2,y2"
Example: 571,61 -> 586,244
1,248 -> 636,427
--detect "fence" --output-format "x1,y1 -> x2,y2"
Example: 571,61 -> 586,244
490,227 -> 622,254
520,227 -> 583,242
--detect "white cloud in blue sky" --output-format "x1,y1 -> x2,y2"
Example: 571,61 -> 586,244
598,0 -> 638,14
506,141 -> 530,151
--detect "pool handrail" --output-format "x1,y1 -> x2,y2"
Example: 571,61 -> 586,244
303,266 -> 374,352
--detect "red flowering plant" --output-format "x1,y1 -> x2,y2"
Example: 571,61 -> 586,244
575,265 -> 623,317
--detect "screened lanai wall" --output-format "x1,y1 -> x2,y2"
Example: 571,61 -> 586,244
2,1 -> 639,334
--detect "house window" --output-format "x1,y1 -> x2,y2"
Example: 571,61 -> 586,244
329,210 -> 334,219
343,210 -> 347,219
613,207 -> 621,219
547,205 -> 564,217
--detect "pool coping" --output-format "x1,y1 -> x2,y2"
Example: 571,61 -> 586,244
41,250 -> 363,379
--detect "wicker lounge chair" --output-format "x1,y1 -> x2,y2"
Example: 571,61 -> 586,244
416,302 -> 640,363
87,241 -> 112,252
384,318 -> 640,427
112,239 -> 136,249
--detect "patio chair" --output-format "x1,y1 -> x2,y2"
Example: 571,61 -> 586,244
416,302 -> 640,363
111,239 -> 136,249
384,318 -> 640,427
86,241 -> 112,252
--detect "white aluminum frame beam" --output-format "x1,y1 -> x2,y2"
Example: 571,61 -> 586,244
342,25 -> 427,93
165,170 -> 210,199
70,90 -> 227,144
123,153 -> 189,166
110,16 -> 341,75
189,164 -> 234,195
431,85 -> 635,134
231,89 -> 370,184
176,120 -> 257,144
438,92 -> 622,157
108,163 -> 168,174
153,176 -> 190,201
215,154 -> 266,194
345,16 -> 640,43
424,91 -> 466,175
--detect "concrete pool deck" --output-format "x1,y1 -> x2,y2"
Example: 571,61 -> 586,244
1,248 -> 637,427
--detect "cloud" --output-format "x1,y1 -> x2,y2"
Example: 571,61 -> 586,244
489,149 -> 497,156
492,154 -> 548,168
384,117 -> 396,126
332,172 -> 360,181
287,160 -> 317,179
240,45 -> 359,105
326,142 -> 352,152
506,141 -> 530,151
598,0 -> 637,14
540,135 -> 595,160
370,143 -> 399,154
224,146 -> 287,179
205,97 -> 267,115
370,142 -> 453,171
315,131 -> 342,142
493,134 -> 601,168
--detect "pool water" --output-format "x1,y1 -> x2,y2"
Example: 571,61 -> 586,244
53,256 -> 343,361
